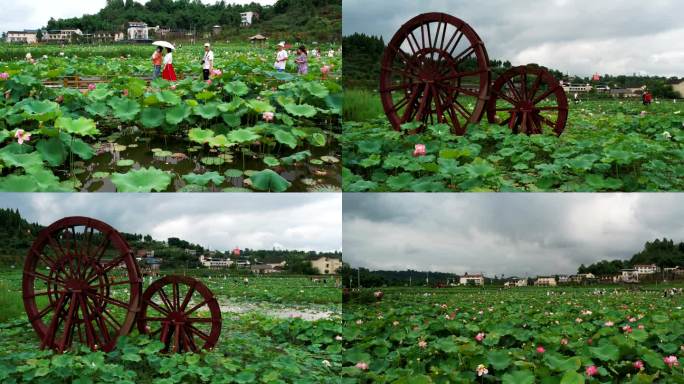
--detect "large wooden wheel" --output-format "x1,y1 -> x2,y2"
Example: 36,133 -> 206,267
380,12 -> 491,134
138,275 -> 221,353
22,217 -> 142,353
487,66 -> 568,135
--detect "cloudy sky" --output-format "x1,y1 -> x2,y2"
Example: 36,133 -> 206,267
343,0 -> 684,77
344,194 -> 684,277
0,0 -> 276,32
0,193 -> 341,252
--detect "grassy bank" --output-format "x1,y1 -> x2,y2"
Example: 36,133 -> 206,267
343,88 -> 384,122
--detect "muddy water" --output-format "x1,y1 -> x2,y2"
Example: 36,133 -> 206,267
54,127 -> 340,192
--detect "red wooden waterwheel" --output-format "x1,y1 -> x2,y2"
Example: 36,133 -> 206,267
380,12 -> 491,134
22,217 -> 142,353
138,275 -> 222,353
486,66 -> 569,135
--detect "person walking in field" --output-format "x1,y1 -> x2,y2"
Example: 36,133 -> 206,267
151,46 -> 163,80
274,42 -> 288,72
161,47 -> 177,81
202,43 -> 214,81
295,45 -> 308,75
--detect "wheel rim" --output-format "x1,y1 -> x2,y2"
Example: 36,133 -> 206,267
487,66 -> 568,135
138,275 -> 222,353
380,12 -> 491,134
22,216 -> 142,353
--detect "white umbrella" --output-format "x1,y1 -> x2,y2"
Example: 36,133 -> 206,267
152,41 -> 175,50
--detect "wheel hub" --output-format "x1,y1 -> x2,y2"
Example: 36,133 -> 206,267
168,311 -> 187,325
65,279 -> 90,293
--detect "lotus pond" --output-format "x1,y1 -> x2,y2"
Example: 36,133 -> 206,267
342,286 -> 684,383
0,44 -> 342,192
343,99 -> 684,192
0,270 -> 342,383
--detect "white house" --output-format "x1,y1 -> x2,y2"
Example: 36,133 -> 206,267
459,273 -> 484,286
634,264 -> 657,274
516,278 -> 528,287
621,269 -> 639,283
6,30 -> 38,44
240,12 -> 258,26
535,277 -> 557,286
43,29 -> 82,43
199,254 -> 233,268
311,257 -> 341,275
558,275 -> 570,284
561,83 -> 592,93
127,22 -> 149,40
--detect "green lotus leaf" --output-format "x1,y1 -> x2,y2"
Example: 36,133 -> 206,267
324,94 -> 342,114
0,130 -> 9,143
36,137 -> 67,167
248,169 -> 291,192
182,171 -> 225,186
263,156 -> 280,167
0,144 -> 45,172
0,169 -> 67,192
108,98 -> 140,122
85,102 -> 110,117
22,99 -> 61,121
110,167 -> 172,192
228,128 -> 260,144
56,116 -> 100,137
273,130 -> 297,149
194,103 -> 220,120
166,103 -> 192,125
303,82 -> 329,98
222,187 -> 252,192
153,150 -> 173,158
195,90 -> 215,101
247,99 -> 274,113
155,90 -> 181,105
208,134 -> 233,148
224,81 -> 249,96
222,113 -> 241,127
116,159 -> 135,167
188,128 -> 215,144
280,150 -> 311,164
87,87 -> 114,101
308,132 -> 326,147
140,107 -> 165,128
201,157 -> 225,166
224,169 -> 243,178
92,172 -> 110,179
284,103 -> 317,117
310,159 -> 323,165
218,98 -> 244,112
320,156 -> 339,164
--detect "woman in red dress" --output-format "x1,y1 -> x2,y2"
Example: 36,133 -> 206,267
161,47 -> 177,81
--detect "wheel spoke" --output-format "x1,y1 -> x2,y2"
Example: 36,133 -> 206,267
528,74 -> 544,100
148,300 -> 171,316
187,324 -> 210,341
439,69 -> 485,82
157,287 -> 175,311
180,285 -> 196,311
533,85 -> 561,104
185,299 -> 209,316
187,318 -> 215,323
86,291 -> 130,309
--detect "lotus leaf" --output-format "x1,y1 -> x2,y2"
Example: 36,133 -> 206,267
110,167 -> 172,192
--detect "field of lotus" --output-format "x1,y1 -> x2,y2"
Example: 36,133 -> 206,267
0,43 -> 341,192
0,270 -> 342,383
343,99 -> 684,192
342,287 -> 684,383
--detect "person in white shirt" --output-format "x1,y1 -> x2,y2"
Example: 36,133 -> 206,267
202,43 -> 214,81
161,47 -> 176,81
274,42 -> 288,72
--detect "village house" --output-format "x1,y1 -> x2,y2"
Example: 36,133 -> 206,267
620,268 -> 639,283
515,278 -> 528,287
557,275 -> 570,284
250,263 -> 284,274
634,264 -> 657,274
535,276 -> 557,286
43,29 -> 83,43
240,11 -> 258,26
127,22 -> 156,41
459,273 -> 484,286
311,257 -> 341,275
199,254 -> 233,269
561,83 -> 592,93
5,30 -> 38,44
610,86 -> 647,98
674,80 -> 684,98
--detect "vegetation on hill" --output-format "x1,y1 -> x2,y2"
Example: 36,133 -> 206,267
0,208 -> 340,272
43,0 -> 341,42
579,238 -> 684,276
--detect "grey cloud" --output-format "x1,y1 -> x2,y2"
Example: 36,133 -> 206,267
343,0 -> 684,76
343,193 -> 684,276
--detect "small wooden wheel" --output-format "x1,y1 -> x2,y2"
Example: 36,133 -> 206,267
138,275 -> 222,353
22,216 -> 142,353
487,65 -> 568,135
380,12 -> 491,134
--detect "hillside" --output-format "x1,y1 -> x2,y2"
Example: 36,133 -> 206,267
45,0 -> 341,43
0,208 -> 341,271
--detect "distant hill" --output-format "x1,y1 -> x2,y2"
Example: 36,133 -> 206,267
0,208 -> 341,272
45,0 -> 341,43
579,238 -> 684,276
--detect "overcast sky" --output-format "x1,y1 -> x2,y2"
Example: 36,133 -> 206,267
0,193 -> 341,252
343,194 -> 684,277
0,0 -> 276,32
343,0 -> 684,77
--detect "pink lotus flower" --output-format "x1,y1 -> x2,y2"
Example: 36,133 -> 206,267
638,324 -> 644,330
88,83 -> 96,91
122,89 -> 129,97
664,356 -> 679,368
355,362 -> 369,370
413,144 -> 426,157
206,79 -> 212,85
373,291 -> 383,298
622,325 -> 632,333
475,332 -> 485,342
604,321 -> 614,327
321,65 -> 330,74
633,360 -> 644,370
0,72 -> 8,80
14,129 -> 31,145
585,365 -> 598,377
536,346 -> 545,354
628,317 -> 637,323
211,69 -> 222,76
170,85 -> 177,90
263,111 -> 274,122
418,340 -> 427,349
476,364 -> 488,377
560,338 -> 569,346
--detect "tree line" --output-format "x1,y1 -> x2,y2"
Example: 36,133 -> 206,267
579,238 -> 684,276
